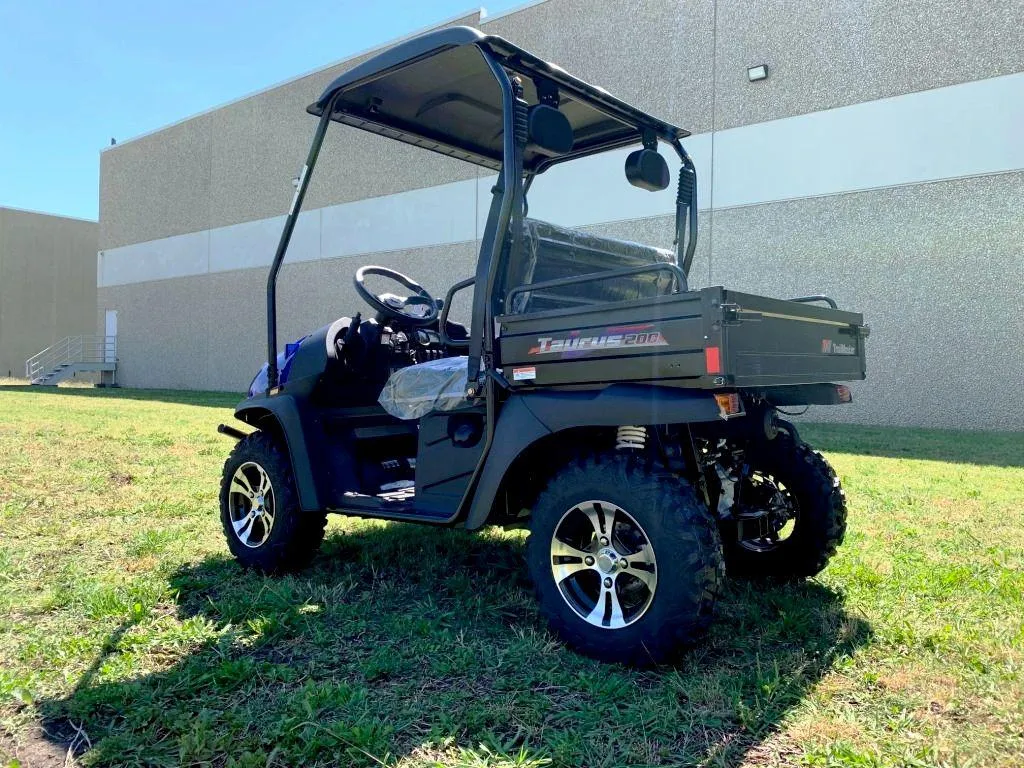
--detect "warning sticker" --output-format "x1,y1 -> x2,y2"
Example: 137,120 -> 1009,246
512,366 -> 537,382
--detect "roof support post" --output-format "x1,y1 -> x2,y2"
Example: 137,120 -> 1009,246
265,91 -> 341,392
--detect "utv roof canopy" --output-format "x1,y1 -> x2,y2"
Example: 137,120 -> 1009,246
308,26 -> 690,172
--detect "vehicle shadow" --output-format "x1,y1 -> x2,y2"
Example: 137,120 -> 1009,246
35,525 -> 870,767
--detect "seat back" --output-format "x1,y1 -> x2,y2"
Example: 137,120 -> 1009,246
503,218 -> 680,314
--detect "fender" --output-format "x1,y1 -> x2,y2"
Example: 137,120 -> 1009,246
464,384 -> 723,529
234,394 -> 321,512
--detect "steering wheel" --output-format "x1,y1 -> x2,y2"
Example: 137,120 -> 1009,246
353,266 -> 439,327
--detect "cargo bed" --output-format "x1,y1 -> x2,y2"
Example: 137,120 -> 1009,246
497,286 -> 868,390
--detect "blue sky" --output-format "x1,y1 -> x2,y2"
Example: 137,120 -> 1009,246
0,1 -> 523,221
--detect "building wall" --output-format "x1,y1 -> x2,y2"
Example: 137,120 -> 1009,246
0,208 -> 97,378
97,0 -> 1024,430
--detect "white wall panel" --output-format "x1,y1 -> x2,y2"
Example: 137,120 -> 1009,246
320,178 -> 477,259
99,230 -> 209,287
713,72 -> 1024,208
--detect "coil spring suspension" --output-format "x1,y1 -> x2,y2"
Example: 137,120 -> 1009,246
615,425 -> 647,450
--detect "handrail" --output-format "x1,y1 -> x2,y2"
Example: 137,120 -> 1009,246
504,262 -> 686,314
789,294 -> 838,309
25,335 -> 117,381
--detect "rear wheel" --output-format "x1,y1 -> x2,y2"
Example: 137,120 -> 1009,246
720,435 -> 846,582
219,431 -> 326,573
526,454 -> 723,666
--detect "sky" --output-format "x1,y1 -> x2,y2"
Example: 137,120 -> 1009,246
0,0 -> 525,221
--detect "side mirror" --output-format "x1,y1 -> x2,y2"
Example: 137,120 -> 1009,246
625,148 -> 670,191
527,104 -> 573,155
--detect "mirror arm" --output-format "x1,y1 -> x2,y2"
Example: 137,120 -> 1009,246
670,138 -> 698,278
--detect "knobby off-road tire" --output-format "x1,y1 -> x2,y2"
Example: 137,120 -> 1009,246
526,453 -> 724,666
722,435 -> 847,582
219,431 -> 327,573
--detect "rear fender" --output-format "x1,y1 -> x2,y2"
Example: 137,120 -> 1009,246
464,385 -> 722,529
235,394 -> 320,511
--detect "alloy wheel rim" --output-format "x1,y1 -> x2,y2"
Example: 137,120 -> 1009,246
549,500 -> 657,630
228,461 -> 275,548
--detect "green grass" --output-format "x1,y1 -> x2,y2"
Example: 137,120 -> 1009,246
0,382 -> 1021,767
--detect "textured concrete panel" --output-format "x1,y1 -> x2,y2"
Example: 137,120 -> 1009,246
714,0 -> 1024,130
0,208 -> 97,378
99,114 -> 213,250
708,172 -> 1024,431
482,0 -> 715,133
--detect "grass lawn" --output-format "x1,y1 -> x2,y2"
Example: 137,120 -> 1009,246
0,383 -> 1021,767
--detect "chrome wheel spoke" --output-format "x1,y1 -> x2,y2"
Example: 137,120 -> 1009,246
256,468 -> 272,497
552,559 -> 592,583
579,502 -> 608,539
606,585 -> 626,628
551,538 -> 592,562
624,564 -> 656,591
234,513 -> 256,544
231,473 -> 255,498
630,542 -> 656,568
551,539 -> 594,583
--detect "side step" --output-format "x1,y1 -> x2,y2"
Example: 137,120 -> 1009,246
328,489 -> 456,525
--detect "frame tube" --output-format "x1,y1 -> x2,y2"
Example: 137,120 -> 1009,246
265,92 -> 341,391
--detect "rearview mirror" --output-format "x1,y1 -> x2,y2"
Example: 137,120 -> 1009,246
625,148 -> 670,191
528,104 -> 573,155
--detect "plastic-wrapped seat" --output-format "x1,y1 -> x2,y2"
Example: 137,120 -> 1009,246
378,356 -> 469,420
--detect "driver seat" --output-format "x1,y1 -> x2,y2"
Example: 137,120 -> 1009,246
323,314 -> 393,405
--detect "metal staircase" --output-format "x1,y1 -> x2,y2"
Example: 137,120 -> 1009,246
25,335 -> 118,386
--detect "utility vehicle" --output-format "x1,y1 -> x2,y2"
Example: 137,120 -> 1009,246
218,26 -> 868,665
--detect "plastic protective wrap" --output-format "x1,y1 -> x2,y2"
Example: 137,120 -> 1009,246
378,356 -> 469,420
505,218 -> 677,314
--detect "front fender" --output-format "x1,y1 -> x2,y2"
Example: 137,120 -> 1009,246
235,394 -> 320,511
464,385 -> 722,529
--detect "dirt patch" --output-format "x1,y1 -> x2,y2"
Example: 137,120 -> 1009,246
0,722 -> 85,768
108,471 -> 134,487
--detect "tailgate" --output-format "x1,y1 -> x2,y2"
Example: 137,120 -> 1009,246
707,288 -> 868,387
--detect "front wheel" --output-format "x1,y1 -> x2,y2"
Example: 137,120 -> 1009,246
526,454 -> 724,666
219,431 -> 326,573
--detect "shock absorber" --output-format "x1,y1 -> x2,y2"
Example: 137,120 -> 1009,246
616,426 -> 647,451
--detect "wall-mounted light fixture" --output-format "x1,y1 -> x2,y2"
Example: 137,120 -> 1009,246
747,64 -> 768,82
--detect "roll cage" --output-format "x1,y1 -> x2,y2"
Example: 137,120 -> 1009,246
265,25 -> 698,392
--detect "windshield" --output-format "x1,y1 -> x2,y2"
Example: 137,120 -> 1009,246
525,145 -> 681,256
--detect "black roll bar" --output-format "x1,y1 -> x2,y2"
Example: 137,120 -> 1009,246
265,92 -> 342,392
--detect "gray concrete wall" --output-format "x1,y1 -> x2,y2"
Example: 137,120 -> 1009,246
0,208 -> 98,378
96,0 -> 1024,431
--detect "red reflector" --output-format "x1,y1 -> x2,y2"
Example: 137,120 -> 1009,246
836,385 -> 852,403
705,346 -> 721,374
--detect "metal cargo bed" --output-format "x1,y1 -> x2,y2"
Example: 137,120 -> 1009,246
497,287 -> 868,390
